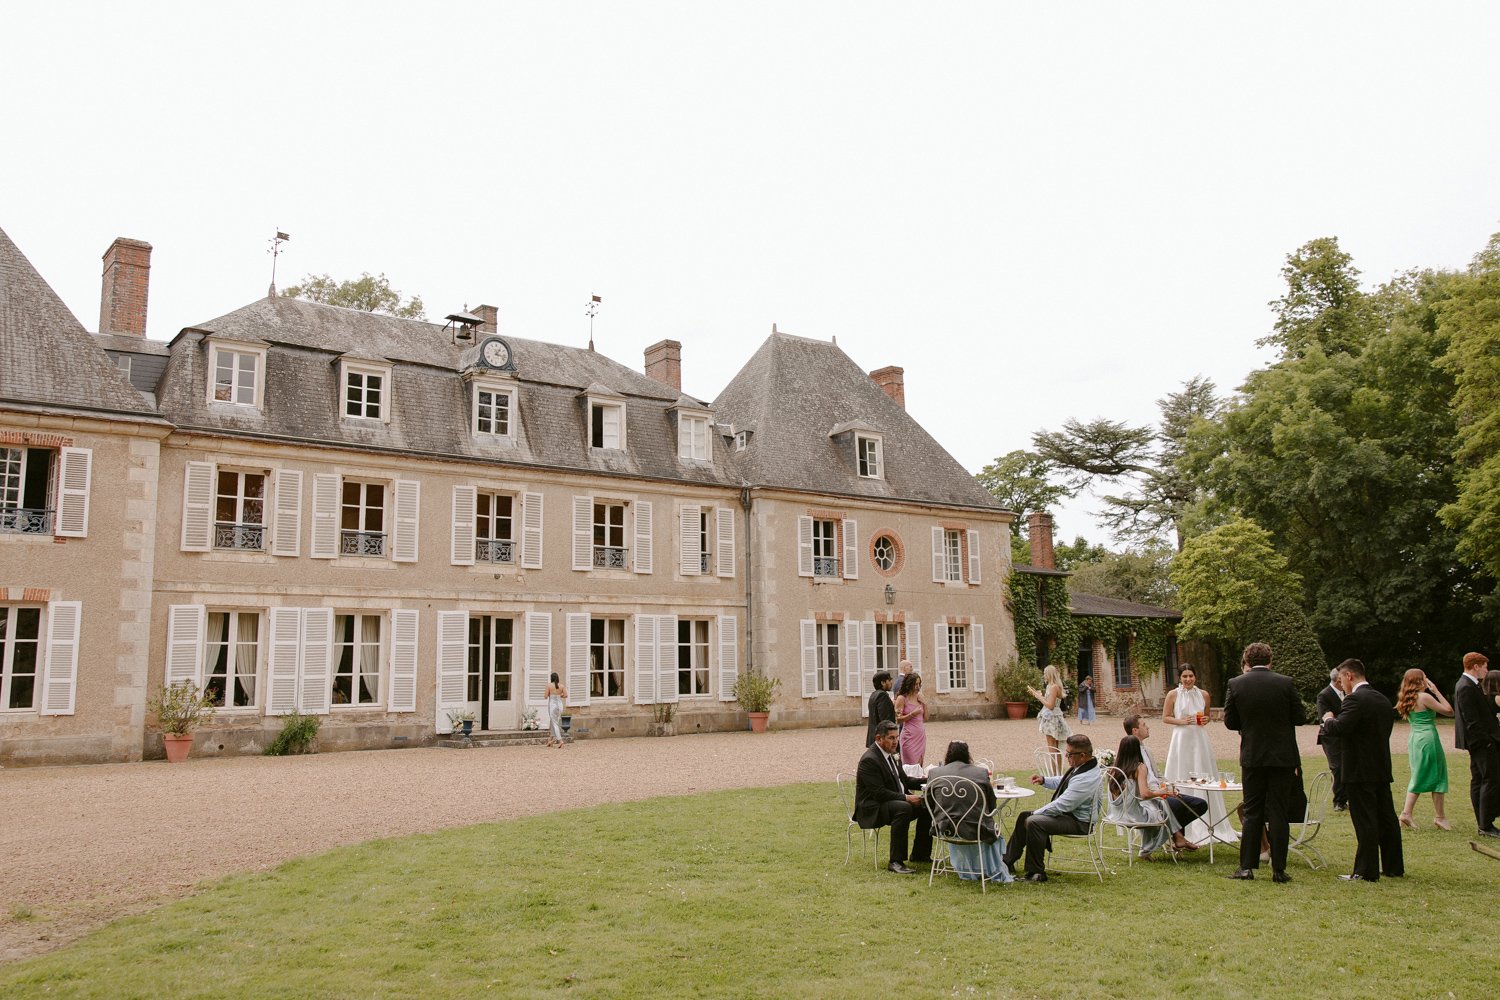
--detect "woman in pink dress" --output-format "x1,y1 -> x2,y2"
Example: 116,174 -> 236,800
895,672 -> 928,767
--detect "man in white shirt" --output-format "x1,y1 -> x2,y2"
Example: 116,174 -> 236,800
1125,714 -> 1208,830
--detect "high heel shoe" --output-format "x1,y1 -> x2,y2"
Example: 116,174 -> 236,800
1398,815 -> 1416,829
1433,818 -> 1451,831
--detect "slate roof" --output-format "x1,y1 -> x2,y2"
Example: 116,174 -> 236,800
1069,591 -> 1181,620
156,296 -> 737,486
0,226 -> 162,420
712,332 -> 1000,510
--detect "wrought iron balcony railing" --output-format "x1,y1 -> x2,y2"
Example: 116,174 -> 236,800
593,545 -> 629,569
476,538 -> 515,563
813,555 -> 840,578
214,521 -> 265,550
0,507 -> 52,534
340,530 -> 387,557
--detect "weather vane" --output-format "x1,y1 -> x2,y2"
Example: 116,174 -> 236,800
267,230 -> 290,297
586,294 -> 601,351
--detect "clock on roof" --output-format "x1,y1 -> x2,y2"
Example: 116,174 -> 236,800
478,336 -> 514,371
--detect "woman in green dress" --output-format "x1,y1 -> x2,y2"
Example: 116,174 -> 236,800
1396,668 -> 1454,830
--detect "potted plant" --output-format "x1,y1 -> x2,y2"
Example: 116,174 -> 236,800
520,709 -> 541,732
648,701 -> 677,737
446,708 -> 476,738
147,680 -> 216,763
995,660 -> 1042,721
732,670 -> 780,733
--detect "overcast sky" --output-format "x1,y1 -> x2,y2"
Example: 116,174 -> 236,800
5,2 -> 1497,544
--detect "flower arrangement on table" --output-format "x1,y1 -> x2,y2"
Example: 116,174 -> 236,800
520,709 -> 541,731
1096,748 -> 1116,768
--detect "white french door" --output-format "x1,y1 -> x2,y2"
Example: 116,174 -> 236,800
466,615 -> 517,730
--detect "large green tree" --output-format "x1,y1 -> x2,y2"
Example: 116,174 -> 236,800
283,272 -> 426,320
1067,545 -> 1176,607
1169,517 -> 1302,672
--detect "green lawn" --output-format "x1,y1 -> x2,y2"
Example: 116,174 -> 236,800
2,754 -> 1492,1000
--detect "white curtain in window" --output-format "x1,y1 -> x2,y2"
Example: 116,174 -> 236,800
359,614 -> 381,701
236,612 -> 259,705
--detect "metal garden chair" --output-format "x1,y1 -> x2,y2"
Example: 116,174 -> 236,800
1288,770 -> 1331,870
1099,765 -> 1176,866
836,771 -> 881,866
925,774 -> 998,893
1044,769 -> 1112,882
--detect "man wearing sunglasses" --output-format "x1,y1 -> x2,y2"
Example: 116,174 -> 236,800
1001,734 -> 1102,883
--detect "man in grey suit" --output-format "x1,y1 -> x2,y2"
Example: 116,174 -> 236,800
1224,642 -> 1306,883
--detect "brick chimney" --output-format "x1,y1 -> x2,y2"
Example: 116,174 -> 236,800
98,238 -> 152,336
1027,512 -> 1055,570
472,304 -> 498,334
645,339 -> 682,391
870,366 -> 905,408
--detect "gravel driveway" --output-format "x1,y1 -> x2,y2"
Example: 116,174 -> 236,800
0,716 -> 1334,963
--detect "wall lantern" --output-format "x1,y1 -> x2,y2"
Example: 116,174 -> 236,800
884,584 -> 895,605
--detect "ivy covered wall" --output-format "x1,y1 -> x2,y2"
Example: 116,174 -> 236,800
1006,572 -> 1175,678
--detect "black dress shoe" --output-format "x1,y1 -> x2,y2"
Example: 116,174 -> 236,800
1228,869 -> 1255,880
1337,874 -> 1369,881
1478,828 -> 1500,839
887,862 -> 916,875
1271,871 -> 1291,884
1024,872 -> 1047,883
1332,804 -> 1347,812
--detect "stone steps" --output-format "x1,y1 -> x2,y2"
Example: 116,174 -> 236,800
435,731 -> 570,749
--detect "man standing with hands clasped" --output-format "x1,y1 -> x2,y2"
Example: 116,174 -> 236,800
1320,658 -> 1403,881
1223,642 -> 1305,883
1453,652 -> 1499,838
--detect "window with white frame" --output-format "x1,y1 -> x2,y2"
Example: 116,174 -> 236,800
332,613 -> 382,706
1114,641 -> 1134,689
945,625 -> 969,690
214,469 -> 266,551
475,492 -> 515,564
466,616 -> 515,703
679,414 -> 711,461
875,622 -> 901,674
816,622 -> 841,693
943,528 -> 963,582
593,501 -> 627,569
0,448 -> 54,535
589,617 -> 626,699
856,434 -> 883,478
677,619 -> 711,696
210,343 -> 263,407
203,610 -> 259,708
812,518 -> 838,578
343,363 -> 387,420
734,431 -> 748,451
0,605 -> 41,711
590,401 -> 625,449
473,382 -> 514,437
341,481 -> 386,556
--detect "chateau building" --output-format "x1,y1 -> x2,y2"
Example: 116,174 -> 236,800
0,226 -> 1015,765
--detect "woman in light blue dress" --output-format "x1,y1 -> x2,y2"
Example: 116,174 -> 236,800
1077,676 -> 1096,724
544,672 -> 567,748
1110,736 -> 1197,858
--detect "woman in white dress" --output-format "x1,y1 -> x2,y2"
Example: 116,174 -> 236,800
1027,664 -> 1072,751
1161,665 -> 1234,844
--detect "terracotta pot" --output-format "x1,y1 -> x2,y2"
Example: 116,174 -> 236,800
162,733 -> 194,763
748,711 -> 770,733
1004,701 -> 1027,721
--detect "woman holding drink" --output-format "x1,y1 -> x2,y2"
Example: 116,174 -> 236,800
1162,666 -> 1234,844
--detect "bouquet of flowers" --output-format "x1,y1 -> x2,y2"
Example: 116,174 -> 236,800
521,709 -> 541,731
1096,748 -> 1116,768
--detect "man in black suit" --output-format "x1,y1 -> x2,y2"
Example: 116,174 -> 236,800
865,670 -> 896,748
1454,652 -> 1500,837
1315,668 -> 1348,812
1223,641 -> 1305,882
854,720 -> 932,873
1319,658 -> 1403,881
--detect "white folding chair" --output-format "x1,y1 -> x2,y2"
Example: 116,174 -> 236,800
1100,766 -> 1176,866
836,771 -> 881,866
1034,746 -> 1065,779
1288,770 -> 1331,870
1045,771 -> 1111,882
925,774 -> 997,893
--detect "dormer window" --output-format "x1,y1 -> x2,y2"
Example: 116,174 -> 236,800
340,358 -> 393,422
857,434 -> 883,479
589,400 -> 625,449
470,377 -> 517,440
673,406 -> 713,463
206,338 -> 266,409
735,431 -> 748,452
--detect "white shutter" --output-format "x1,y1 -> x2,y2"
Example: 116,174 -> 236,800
388,609 -> 418,712
931,526 -> 945,583
842,518 -> 859,580
906,620 -> 921,675
633,500 -> 653,574
844,620 -> 862,698
524,611 -> 552,705
967,529 -> 981,584
657,613 -> 678,704
797,515 -> 814,577
566,613 -> 591,707
717,615 -> 738,702
521,491 -> 544,568
800,619 -> 818,697
166,604 -> 206,688
715,507 -> 735,578
634,614 -> 658,705
391,480 -> 420,563
972,624 -> 987,693
55,448 -> 92,538
934,623 -> 950,693
435,611 -> 469,733
39,600 -> 81,714
311,473 -> 339,558
265,607 -> 301,716
299,607 -> 334,714
450,486 -> 476,566
181,461 -> 214,552
860,620 -> 877,715
572,495 -> 592,570
271,469 -> 303,557
679,504 -> 702,576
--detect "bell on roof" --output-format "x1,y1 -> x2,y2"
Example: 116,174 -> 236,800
444,310 -> 483,345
